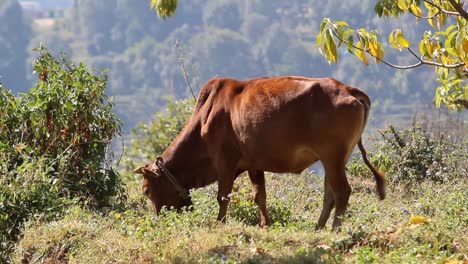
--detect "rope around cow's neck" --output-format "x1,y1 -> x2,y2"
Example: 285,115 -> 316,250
155,156 -> 189,199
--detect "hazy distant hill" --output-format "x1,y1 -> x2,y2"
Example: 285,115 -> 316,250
19,0 -> 72,9
4,0 -> 455,131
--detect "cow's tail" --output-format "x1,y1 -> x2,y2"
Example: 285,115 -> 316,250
357,139 -> 386,200
352,89 -> 387,200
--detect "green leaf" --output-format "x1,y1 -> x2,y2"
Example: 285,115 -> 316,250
150,0 -> 178,20
346,35 -> 354,54
334,21 -> 349,27
343,29 -> 355,39
445,24 -> 458,35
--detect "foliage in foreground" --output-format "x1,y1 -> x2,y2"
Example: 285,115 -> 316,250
13,175 -> 467,263
0,49 -> 123,261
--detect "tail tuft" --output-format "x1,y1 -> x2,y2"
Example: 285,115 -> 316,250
358,138 -> 386,200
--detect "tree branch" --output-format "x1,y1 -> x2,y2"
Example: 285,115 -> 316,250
331,29 -> 466,70
408,47 -> 466,68
447,0 -> 468,20
411,11 -> 441,20
423,0 -> 461,16
332,30 -> 422,69
453,99 -> 468,109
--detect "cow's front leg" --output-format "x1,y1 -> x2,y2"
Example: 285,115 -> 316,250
216,175 -> 235,222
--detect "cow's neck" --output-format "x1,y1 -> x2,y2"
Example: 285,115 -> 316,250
160,121 -> 214,189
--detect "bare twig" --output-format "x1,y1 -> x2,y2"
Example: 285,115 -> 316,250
175,41 -> 197,101
191,62 -> 201,93
114,132 -> 124,169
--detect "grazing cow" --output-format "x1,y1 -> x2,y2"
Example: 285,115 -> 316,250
134,76 -> 386,229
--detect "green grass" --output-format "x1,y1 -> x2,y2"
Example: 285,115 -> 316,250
13,173 -> 467,263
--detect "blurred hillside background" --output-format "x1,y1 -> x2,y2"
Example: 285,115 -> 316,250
1,0 -> 464,132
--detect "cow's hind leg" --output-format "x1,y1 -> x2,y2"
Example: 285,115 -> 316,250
316,182 -> 335,230
248,170 -> 271,227
321,157 -> 351,229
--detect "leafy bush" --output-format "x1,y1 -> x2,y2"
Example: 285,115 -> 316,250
348,122 -> 467,184
1,47 -> 123,206
0,48 -> 123,260
0,157 -> 69,260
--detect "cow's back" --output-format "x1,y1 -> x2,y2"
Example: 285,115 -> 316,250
228,76 -> 367,173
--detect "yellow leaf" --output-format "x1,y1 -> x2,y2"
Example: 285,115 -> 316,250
437,14 -> 444,30
397,0 -> 409,10
316,31 -> 323,46
462,37 -> 468,54
389,31 -> 396,48
419,40 -> 426,56
443,258 -> 463,264
369,39 -> 379,57
355,43 -> 369,65
409,215 -> 429,224
325,30 -> 338,63
378,42 -> 385,60
396,30 -> 411,48
427,7 -> 439,28
410,4 -> 422,21
442,55 -> 452,65
423,1 -> 433,9
424,40 -> 436,57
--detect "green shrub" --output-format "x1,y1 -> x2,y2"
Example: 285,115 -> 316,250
348,122 -> 467,184
0,47 -> 123,260
0,157 -> 69,261
1,47 -> 123,206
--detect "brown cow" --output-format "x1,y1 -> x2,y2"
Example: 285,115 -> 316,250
134,76 -> 386,229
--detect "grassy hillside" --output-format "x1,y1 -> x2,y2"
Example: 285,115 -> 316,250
2,55 -> 466,262
10,95 -> 466,263
13,174 -> 467,263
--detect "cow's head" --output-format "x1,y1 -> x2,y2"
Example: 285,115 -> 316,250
133,161 -> 192,213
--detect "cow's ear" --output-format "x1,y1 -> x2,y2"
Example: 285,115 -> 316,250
134,166 -> 160,178
133,166 -> 145,174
